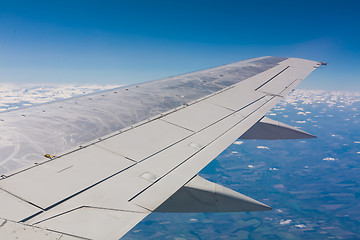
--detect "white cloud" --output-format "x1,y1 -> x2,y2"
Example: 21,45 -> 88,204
323,157 -> 336,161
257,146 -> 269,150
280,219 -> 292,225
233,141 -> 243,145
285,89 -> 360,107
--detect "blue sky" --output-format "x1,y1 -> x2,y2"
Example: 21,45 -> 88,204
1,0 -> 359,90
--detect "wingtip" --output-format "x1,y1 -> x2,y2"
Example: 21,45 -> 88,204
304,133 -> 317,139
264,205 -> 272,211
254,201 -> 272,211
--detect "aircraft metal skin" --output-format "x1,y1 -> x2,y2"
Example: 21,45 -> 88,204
0,56 -> 323,239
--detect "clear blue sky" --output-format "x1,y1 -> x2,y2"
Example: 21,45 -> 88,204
1,0 -> 359,91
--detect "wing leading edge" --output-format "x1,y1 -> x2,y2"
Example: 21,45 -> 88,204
0,57 -> 323,239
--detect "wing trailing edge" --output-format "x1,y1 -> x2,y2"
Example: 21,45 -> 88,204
239,117 -> 316,140
154,175 -> 271,213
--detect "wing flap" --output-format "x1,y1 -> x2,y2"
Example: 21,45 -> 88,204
240,117 -> 316,140
155,175 -> 271,212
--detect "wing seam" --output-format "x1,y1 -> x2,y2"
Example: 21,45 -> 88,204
255,66 -> 290,91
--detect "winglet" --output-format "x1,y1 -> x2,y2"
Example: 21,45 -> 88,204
239,117 -> 316,140
155,175 -> 271,213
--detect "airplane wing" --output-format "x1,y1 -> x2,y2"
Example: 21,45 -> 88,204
0,56 -> 323,239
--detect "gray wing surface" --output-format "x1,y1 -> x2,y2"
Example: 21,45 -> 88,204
0,57 -> 323,239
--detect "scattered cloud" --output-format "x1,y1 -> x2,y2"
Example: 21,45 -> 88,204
280,219 -> 292,225
285,90 -> 360,107
233,141 -> 243,145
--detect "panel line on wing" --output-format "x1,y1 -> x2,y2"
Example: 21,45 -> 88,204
159,119 -> 196,133
19,163 -> 136,223
93,145 -> 137,162
254,66 -> 290,91
0,188 -> 44,211
278,78 -> 302,95
258,78 -> 300,97
32,206 -> 147,225
135,132 -> 197,164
